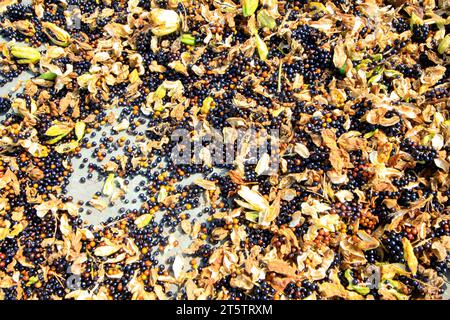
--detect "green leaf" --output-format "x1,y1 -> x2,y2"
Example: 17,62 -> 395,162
352,284 -> 371,295
180,33 -> 196,46
242,0 -> 259,17
364,129 -> 378,139
26,276 -> 39,286
356,59 -> 370,71
344,269 -> 353,283
410,12 -> 423,27
339,62 -> 347,75
46,133 -> 69,145
384,279 -> 409,300
308,2 -> 327,13
368,71 -> 383,85
155,84 -> 167,99
45,123 -> 74,137
421,133 -> 434,145
371,54 -> 383,61
245,211 -> 259,223
384,69 -> 402,78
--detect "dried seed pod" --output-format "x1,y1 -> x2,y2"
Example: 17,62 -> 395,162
28,167 -> 44,181
55,140 -> 79,153
149,9 -> 181,36
13,20 -> 36,37
42,22 -> 71,47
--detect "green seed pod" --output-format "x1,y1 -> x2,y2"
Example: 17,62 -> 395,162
10,45 -> 41,64
181,33 -> 196,46
344,270 -> 370,296
39,71 -> 57,81
14,20 -> 36,37
437,34 -> 450,55
242,0 -> 259,17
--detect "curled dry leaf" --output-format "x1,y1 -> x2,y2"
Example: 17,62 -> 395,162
356,230 -> 380,251
102,173 -> 115,196
193,178 -> 216,190
431,241 -> 447,261
172,255 -> 184,280
294,142 -> 310,158
266,259 -> 297,278
334,190 -> 353,203
150,9 -> 181,36
59,214 -> 72,236
88,199 -> 108,211
402,238 -> 418,275
230,274 -> 254,290
94,245 -> 121,257
255,152 -> 270,176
